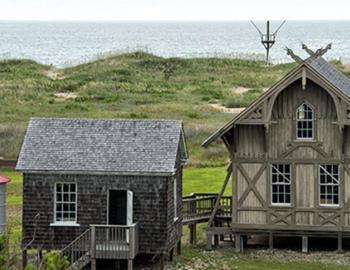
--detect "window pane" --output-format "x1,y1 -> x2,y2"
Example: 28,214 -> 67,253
319,165 -> 339,206
55,183 -> 77,223
271,164 -> 291,204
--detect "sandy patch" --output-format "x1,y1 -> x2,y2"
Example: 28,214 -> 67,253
54,92 -> 78,100
43,69 -> 63,79
210,103 -> 245,114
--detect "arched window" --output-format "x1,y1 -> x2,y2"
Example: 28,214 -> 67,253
296,103 -> 314,139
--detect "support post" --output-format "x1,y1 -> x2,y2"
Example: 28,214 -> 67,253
189,224 -> 197,245
159,254 -> 165,270
338,233 -> 343,253
176,240 -> 181,256
169,248 -> 174,261
37,249 -> 43,267
128,259 -> 133,270
206,231 -> 213,250
22,249 -> 27,270
234,234 -> 241,253
269,232 -> 273,250
91,226 -> 97,270
214,233 -> 219,247
302,236 -> 308,253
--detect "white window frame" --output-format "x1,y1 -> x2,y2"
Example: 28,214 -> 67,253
173,177 -> 178,222
319,165 -> 340,207
296,103 -> 314,140
271,164 -> 291,206
52,182 -> 78,226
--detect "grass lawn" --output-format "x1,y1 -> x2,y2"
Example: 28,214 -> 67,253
3,167 -> 350,269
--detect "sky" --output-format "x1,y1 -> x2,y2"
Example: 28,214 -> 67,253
1,0 -> 350,21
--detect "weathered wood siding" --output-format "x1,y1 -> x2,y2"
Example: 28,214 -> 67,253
231,79 -> 350,232
22,172 -> 182,254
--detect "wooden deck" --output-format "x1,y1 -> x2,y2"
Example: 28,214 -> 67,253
182,193 -> 232,224
61,223 -> 139,270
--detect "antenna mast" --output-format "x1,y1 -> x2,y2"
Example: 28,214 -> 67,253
250,20 -> 286,64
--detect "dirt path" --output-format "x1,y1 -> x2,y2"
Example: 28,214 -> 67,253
209,103 -> 245,114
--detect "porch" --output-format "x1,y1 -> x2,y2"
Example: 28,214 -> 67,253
61,223 -> 139,270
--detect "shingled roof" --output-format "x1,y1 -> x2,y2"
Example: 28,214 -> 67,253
16,118 -> 188,175
308,56 -> 350,97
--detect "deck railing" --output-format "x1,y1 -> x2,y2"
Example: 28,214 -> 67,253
182,193 -> 232,223
61,223 -> 139,268
91,223 -> 139,260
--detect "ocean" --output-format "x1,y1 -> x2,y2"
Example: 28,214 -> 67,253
0,21 -> 350,67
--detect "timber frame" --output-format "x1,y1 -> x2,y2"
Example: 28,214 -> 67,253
203,45 -> 350,252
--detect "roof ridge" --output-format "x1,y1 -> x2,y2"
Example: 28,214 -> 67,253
30,117 -> 182,123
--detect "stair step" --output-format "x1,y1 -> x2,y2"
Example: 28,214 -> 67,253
73,253 -> 90,270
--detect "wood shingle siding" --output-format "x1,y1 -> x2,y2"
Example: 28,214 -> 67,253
22,172 -> 182,254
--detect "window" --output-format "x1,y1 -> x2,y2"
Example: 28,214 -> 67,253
296,103 -> 314,139
173,177 -> 178,221
271,164 -> 291,205
54,183 -> 77,224
319,165 -> 339,206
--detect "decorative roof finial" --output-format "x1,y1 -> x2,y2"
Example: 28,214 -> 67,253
314,43 -> 332,58
301,43 -> 315,56
285,47 -> 303,63
301,43 -> 332,59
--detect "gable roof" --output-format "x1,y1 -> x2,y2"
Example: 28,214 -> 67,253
309,57 -> 350,97
202,56 -> 350,148
16,118 -> 188,176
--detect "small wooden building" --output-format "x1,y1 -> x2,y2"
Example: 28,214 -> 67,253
16,118 -> 188,269
203,46 -> 350,252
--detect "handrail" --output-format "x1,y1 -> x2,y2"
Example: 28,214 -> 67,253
61,228 -> 91,268
61,228 -> 91,254
182,193 -> 232,223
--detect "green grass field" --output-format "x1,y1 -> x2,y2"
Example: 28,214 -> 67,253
3,167 -> 350,269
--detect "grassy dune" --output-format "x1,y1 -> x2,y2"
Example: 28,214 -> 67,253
0,53 -> 299,166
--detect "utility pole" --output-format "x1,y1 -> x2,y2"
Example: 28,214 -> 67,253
250,20 -> 286,64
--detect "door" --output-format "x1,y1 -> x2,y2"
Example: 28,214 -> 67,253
108,190 -> 127,225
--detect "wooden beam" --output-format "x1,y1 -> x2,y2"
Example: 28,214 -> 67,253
128,259 -> 133,270
159,254 -> 165,270
176,240 -> 181,256
189,224 -> 196,245
207,164 -> 232,229
234,234 -> 241,253
338,232 -> 343,253
302,236 -> 308,253
22,249 -> 27,270
269,232 -> 274,250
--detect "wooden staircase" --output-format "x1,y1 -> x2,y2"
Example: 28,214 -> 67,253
61,228 -> 91,269
60,224 -> 139,270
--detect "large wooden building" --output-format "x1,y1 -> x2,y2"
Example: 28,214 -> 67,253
203,45 -> 350,251
16,118 -> 188,269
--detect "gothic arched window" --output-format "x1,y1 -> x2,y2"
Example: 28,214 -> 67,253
296,103 -> 314,139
